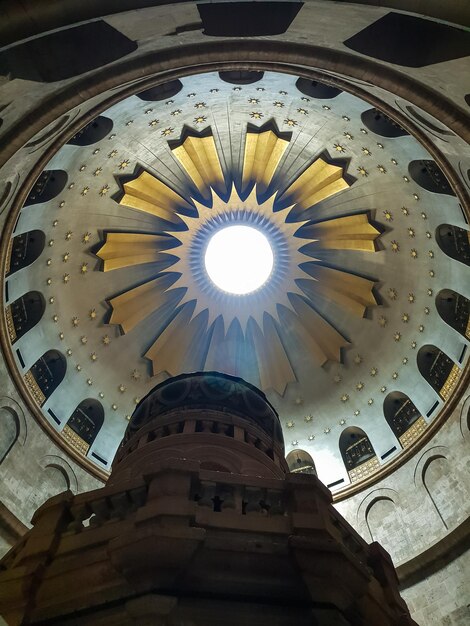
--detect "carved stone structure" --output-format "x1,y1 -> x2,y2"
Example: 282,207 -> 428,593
0,372 -> 416,626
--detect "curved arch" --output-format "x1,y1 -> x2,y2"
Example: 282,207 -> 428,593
459,395 -> 470,440
67,115 -> 113,146
436,224 -> 470,267
219,70 -> 264,85
24,169 -> 68,206
422,454 -> 450,529
295,77 -> 342,99
417,344 -> 459,399
136,80 -> 183,101
409,160 -> 454,196
413,445 -> 450,486
0,407 -> 19,463
39,454 -> 78,493
63,398 -> 104,455
7,290 -> 45,343
383,391 -> 423,444
436,289 -> 470,340
286,448 -> 316,475
339,427 -> 378,483
360,108 -> 408,137
0,396 -> 26,445
27,350 -> 66,406
7,230 -> 45,275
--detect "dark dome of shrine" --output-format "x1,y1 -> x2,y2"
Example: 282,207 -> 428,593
124,371 -> 284,448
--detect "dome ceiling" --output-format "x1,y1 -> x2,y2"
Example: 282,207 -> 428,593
2,69 -> 469,492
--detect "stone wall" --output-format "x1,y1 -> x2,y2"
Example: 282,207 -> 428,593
401,548 -> 470,626
335,392 -> 470,625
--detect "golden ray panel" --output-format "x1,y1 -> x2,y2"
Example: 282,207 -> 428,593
97,124 -> 381,395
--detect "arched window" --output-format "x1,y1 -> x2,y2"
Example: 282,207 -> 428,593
417,345 -> 460,400
219,70 -> 264,85
383,391 -> 425,447
136,80 -> 183,101
360,108 -> 408,137
67,116 -> 113,146
286,449 -> 316,475
24,350 -> 66,406
6,291 -> 45,343
24,169 -> 68,206
339,427 -> 379,483
409,160 -> 454,196
295,77 -> 342,99
62,399 -> 104,455
436,289 -> 470,339
0,407 -> 19,463
436,224 -> 470,266
7,230 -> 45,275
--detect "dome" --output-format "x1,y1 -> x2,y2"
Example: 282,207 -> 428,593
2,66 -> 468,496
123,371 -> 283,448
0,4 -> 469,624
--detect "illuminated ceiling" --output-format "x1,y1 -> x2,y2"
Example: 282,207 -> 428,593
2,69 -> 469,492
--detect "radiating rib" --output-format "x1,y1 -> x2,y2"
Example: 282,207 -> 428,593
289,294 -> 350,363
109,275 -> 180,333
300,265 -> 377,317
145,305 -> 209,377
120,171 -> 190,223
204,317 -> 259,381
242,129 -> 289,190
283,158 -> 350,208
300,214 -> 380,252
248,314 -> 296,396
97,232 -> 176,271
172,134 -> 226,197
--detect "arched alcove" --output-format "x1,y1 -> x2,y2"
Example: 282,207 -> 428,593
383,391 -> 425,447
28,462 -> 71,512
360,108 -> 408,137
295,77 -> 342,99
136,80 -> 183,101
219,70 -> 264,85
436,289 -> 470,340
436,224 -> 470,266
24,169 -> 68,206
6,291 -> 45,343
62,399 -> 104,455
409,160 -> 454,196
365,496 -> 398,555
7,230 -> 45,275
25,350 -> 66,406
67,115 -> 113,146
417,345 -> 459,400
339,427 -> 379,483
0,407 -> 19,463
286,449 -> 316,475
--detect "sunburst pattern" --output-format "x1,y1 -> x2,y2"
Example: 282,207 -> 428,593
97,124 -> 380,394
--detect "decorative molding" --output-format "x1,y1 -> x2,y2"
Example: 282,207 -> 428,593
399,416 -> 427,448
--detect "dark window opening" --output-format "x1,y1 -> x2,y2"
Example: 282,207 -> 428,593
360,108 -> 408,138
8,291 -> 45,342
136,80 -> 183,101
295,77 -> 342,100
409,160 -> 454,196
24,170 -> 68,207
7,230 -> 45,275
436,289 -> 470,339
383,392 -> 421,439
436,224 -> 470,266
198,2 -> 303,37
417,345 -> 456,397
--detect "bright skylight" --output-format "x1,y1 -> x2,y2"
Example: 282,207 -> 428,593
204,225 -> 274,294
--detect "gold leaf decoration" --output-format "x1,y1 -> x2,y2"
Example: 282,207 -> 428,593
97,124 -> 380,395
